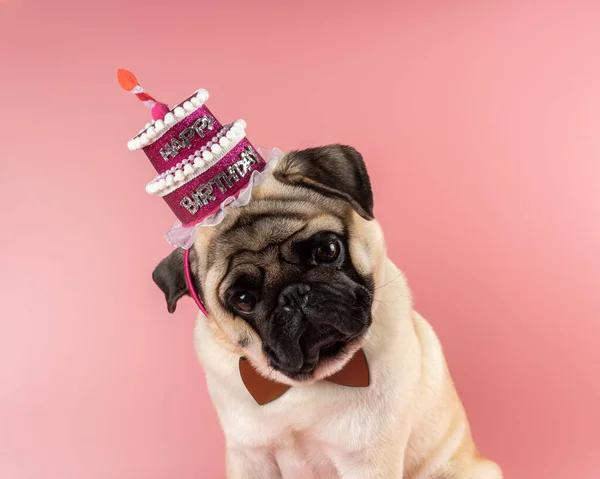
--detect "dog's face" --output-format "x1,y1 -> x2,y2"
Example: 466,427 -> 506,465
153,145 -> 386,385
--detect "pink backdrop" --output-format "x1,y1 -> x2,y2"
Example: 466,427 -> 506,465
1,1 -> 599,478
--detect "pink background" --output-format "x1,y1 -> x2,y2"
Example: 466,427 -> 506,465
1,1 -> 599,477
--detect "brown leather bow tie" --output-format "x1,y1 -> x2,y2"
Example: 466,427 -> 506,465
239,349 -> 370,405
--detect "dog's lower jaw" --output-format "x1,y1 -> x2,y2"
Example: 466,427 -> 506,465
276,339 -> 352,381
257,333 -> 369,387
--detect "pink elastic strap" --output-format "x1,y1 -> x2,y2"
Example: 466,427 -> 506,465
184,248 -> 208,316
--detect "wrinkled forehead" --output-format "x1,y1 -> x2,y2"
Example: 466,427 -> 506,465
208,197 -> 347,269
193,184 -> 379,315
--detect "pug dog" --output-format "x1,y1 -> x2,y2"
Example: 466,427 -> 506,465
153,145 -> 502,478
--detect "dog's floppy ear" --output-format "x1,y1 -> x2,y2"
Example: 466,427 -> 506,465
152,247 -> 197,313
274,144 -> 374,220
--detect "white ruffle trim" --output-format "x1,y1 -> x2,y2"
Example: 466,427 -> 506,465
164,147 -> 284,249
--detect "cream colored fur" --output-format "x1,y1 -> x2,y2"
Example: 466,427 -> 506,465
192,215 -> 502,478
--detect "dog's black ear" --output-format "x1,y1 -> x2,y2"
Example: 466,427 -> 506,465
274,144 -> 374,220
152,248 -> 196,313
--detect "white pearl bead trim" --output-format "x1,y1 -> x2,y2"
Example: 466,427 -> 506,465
127,88 -> 210,151
144,119 -> 248,196
148,121 -> 235,181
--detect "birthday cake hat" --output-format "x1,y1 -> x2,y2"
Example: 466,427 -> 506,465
118,69 -> 278,248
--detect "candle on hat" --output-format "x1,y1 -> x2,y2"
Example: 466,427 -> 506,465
117,69 -> 170,120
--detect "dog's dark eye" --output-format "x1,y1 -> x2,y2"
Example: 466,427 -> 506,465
315,241 -> 340,263
231,291 -> 257,313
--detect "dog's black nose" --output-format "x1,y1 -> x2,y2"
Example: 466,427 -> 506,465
278,283 -> 311,311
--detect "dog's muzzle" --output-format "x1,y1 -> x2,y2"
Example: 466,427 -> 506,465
261,282 -> 372,378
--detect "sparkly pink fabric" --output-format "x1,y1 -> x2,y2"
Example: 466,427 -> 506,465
162,137 -> 266,226
164,147 -> 282,249
142,105 -> 223,175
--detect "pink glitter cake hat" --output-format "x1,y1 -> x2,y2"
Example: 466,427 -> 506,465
118,69 -> 281,248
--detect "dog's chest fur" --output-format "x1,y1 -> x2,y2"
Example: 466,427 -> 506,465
194,260 -> 428,477
198,340 -> 410,478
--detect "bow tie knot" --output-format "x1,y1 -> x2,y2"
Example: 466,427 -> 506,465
239,349 -> 370,405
